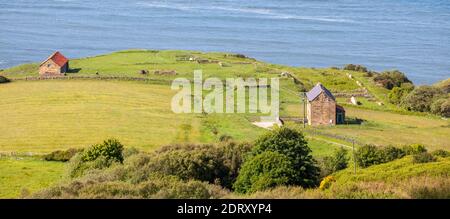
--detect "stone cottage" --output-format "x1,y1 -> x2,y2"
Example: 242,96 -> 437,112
39,51 -> 69,76
306,82 -> 345,125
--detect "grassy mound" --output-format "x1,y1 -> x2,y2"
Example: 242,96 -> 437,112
240,156 -> 450,199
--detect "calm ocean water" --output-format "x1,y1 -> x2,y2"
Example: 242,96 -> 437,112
0,0 -> 449,84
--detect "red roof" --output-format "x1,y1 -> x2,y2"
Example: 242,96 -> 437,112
40,51 -> 68,67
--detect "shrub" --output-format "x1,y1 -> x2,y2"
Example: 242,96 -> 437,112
380,146 -> 405,163
319,176 -> 336,190
81,138 -> 124,163
343,64 -> 368,73
430,97 -> 450,117
252,127 -> 320,188
388,83 -> 414,104
144,142 -> 252,189
401,86 -> 446,112
0,75 -> 10,83
373,70 -> 411,90
68,154 -> 116,178
43,148 -> 83,162
355,145 -> 383,168
412,152 -> 436,164
233,151 -> 295,194
319,147 -> 349,177
431,150 -> 450,158
68,139 -> 124,178
402,144 -> 427,155
33,173 -> 229,199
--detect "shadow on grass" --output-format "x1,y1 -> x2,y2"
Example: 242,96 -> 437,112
344,117 -> 366,125
66,68 -> 81,73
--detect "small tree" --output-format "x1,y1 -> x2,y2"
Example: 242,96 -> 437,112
355,145 -> 383,168
233,151 -> 295,193
251,127 -> 320,188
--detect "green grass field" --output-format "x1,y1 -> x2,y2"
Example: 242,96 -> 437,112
0,80 -> 266,153
0,156 -> 65,198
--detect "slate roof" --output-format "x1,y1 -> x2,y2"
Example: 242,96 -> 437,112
40,51 -> 68,67
306,82 -> 335,101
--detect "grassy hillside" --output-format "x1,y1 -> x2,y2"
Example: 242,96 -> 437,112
244,156 -> 450,199
1,49 -> 449,152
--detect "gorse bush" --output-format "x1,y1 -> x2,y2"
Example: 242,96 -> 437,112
319,176 -> 335,190
43,148 -> 83,162
412,152 -> 436,164
233,151 -> 295,194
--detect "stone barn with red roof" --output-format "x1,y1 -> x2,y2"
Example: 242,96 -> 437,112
306,82 -> 345,126
39,51 -> 69,76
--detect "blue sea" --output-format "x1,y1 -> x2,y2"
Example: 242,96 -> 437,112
1,0 -> 449,84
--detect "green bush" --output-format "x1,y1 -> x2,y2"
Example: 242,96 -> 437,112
431,150 -> 450,158
0,75 -> 10,84
233,151 -> 295,194
373,70 -> 411,90
143,142 -> 252,189
401,86 -> 446,112
319,147 -> 349,177
355,145 -> 383,168
252,127 -> 320,188
81,138 -> 124,163
43,148 -> 83,162
402,144 -> 427,155
380,146 -> 405,163
412,152 -> 436,164
388,83 -> 414,104
68,154 -> 116,178
343,64 -> 368,73
67,138 -> 124,178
